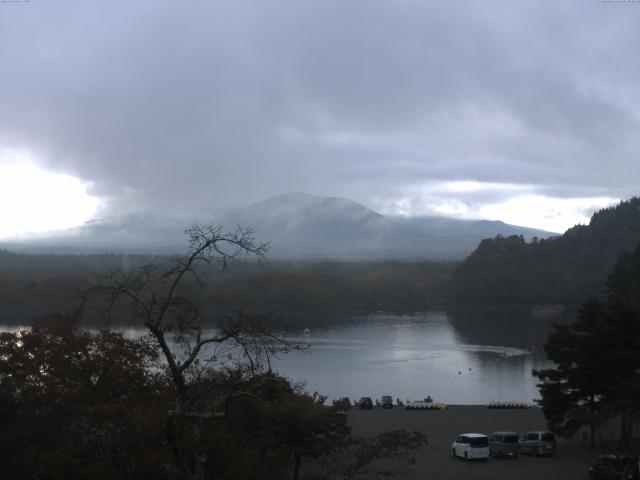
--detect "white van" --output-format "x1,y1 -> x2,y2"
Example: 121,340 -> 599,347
452,433 -> 490,461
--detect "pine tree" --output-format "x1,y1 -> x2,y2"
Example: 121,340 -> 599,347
534,242 -> 640,447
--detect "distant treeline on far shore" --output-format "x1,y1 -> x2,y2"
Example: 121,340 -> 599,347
2,197 -> 640,324
0,253 -> 453,324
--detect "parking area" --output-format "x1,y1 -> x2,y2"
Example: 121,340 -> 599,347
348,405 -> 591,479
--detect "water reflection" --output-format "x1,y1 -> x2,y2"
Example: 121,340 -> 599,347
1,309 -> 567,405
446,305 -> 569,350
271,310 -> 557,404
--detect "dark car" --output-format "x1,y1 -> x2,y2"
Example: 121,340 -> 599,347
381,395 -> 393,409
519,431 -> 556,457
357,397 -> 373,409
589,455 -> 640,480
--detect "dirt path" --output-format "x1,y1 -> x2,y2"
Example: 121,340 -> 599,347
347,405 -> 591,479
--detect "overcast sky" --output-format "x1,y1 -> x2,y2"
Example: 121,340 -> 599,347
1,0 -> 639,235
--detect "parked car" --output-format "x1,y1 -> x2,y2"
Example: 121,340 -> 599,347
381,395 -> 393,409
333,397 -> 351,411
519,431 -> 556,457
452,433 -> 489,460
357,397 -> 373,409
589,455 -> 640,480
489,431 -> 519,458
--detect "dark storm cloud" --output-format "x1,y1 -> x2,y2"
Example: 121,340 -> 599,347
0,0 -> 638,219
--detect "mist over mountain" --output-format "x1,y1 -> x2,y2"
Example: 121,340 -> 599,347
1,214 -> 189,255
2,192 -> 556,259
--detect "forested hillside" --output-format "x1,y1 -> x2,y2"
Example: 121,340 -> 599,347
450,198 -> 640,305
0,252 -> 453,324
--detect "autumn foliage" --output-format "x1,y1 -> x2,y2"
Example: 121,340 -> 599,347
0,316 -> 169,479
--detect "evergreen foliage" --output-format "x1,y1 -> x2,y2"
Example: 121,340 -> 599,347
533,242 -> 640,446
450,198 -> 640,304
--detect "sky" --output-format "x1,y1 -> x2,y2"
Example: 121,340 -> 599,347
1,0 -> 639,238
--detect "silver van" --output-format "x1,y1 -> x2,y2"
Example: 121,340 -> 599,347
519,431 -> 556,457
489,431 -> 519,458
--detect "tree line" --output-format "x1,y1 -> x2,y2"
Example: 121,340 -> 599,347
4,198 -> 640,321
0,251 -> 454,325
534,241 -> 640,449
450,197 -> 640,305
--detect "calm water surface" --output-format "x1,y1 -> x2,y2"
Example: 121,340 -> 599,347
4,308 -> 561,405
270,309 -> 555,405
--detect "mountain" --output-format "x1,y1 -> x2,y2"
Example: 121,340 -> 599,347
450,197 -> 640,305
215,192 -> 420,258
392,215 -> 551,238
1,192 -> 556,259
0,214 -> 189,255
214,192 -> 555,259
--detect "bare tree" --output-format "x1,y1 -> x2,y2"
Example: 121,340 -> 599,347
83,224 -> 294,480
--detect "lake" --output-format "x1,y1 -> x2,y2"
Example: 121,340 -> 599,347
2,306 -> 567,405
269,307 -> 563,405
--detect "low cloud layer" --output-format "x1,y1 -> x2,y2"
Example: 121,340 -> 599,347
0,1 -> 637,232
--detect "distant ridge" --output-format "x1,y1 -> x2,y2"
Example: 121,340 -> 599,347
214,192 -> 555,259
1,192 -> 556,260
450,197 -> 640,304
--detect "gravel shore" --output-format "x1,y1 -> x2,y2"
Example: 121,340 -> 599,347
347,405 -> 591,479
